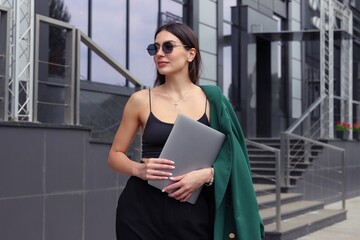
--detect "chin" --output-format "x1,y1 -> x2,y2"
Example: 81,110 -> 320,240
157,69 -> 172,75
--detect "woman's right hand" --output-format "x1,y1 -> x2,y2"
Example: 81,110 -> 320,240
137,158 -> 175,180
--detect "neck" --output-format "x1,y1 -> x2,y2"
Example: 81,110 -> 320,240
163,76 -> 194,92
162,80 -> 197,107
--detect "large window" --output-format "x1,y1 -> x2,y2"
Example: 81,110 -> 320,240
91,0 -> 126,85
62,0 -> 89,80
223,0 -> 236,99
129,0 -> 159,88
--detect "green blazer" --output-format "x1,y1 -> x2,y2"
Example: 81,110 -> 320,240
201,85 -> 264,240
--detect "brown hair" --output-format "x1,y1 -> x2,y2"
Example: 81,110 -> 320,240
153,22 -> 202,87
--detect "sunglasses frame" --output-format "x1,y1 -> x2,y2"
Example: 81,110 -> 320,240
146,41 -> 189,56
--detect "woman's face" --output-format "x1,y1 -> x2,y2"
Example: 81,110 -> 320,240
153,30 -> 194,78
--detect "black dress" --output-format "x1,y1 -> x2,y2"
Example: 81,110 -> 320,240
116,90 -> 214,240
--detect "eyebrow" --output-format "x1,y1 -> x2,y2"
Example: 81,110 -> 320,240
154,40 -> 177,45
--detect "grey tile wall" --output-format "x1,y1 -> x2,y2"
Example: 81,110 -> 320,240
0,124 -> 124,240
0,196 -> 43,240
0,128 -> 44,197
84,190 -> 118,240
85,143 -> 117,190
45,129 -> 85,193
45,194 -> 83,240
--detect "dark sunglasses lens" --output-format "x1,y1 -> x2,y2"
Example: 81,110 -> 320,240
147,44 -> 157,56
162,42 -> 174,54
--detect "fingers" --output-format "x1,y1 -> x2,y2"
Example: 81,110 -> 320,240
146,169 -> 172,180
142,158 -> 175,180
167,187 -> 192,202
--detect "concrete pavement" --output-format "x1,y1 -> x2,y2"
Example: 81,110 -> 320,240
297,196 -> 360,240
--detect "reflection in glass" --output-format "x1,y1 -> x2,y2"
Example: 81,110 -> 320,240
91,0 -> 126,85
62,0 -> 88,32
129,0 -> 158,87
62,0 -> 88,78
223,47 -> 232,99
161,0 -> 183,20
223,0 -> 236,35
48,0 -> 70,78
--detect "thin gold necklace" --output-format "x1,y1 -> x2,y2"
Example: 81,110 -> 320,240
163,86 -> 192,107
163,88 -> 182,107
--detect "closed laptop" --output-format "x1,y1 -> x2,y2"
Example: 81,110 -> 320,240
148,114 -> 225,204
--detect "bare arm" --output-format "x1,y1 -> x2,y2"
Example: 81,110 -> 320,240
108,90 -> 174,180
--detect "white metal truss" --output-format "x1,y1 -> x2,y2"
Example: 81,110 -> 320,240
320,0 -> 353,139
340,5 -> 353,139
1,0 -> 34,121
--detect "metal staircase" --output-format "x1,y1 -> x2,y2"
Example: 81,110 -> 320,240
248,138 -> 347,240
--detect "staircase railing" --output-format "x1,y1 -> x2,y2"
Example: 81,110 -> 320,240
280,93 -> 346,210
281,133 -> 346,210
33,14 -> 143,125
246,139 -> 282,231
281,95 -> 327,186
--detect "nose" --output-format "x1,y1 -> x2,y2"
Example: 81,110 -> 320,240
155,46 -> 165,56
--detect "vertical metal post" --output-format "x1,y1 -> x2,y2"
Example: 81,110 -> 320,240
342,150 -> 346,210
75,30 -> 81,125
327,0 -> 334,139
158,0 -> 161,27
320,0 -> 329,139
275,150 -> 282,232
0,6 -> 10,121
33,14 -> 40,122
13,0 -> 35,121
87,0 -> 92,81
286,134 -> 291,186
280,133 -> 286,186
64,28 -> 76,125
125,0 -> 130,86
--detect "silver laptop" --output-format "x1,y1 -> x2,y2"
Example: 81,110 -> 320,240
148,114 -> 225,204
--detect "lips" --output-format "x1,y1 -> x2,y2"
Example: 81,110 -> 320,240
157,61 -> 169,67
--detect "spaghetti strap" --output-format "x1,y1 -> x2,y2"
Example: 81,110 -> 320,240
148,89 -> 152,112
205,97 -> 208,113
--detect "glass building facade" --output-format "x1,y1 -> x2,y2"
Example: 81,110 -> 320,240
33,0 -> 360,139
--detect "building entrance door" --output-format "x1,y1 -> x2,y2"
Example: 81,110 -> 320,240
256,38 -> 272,137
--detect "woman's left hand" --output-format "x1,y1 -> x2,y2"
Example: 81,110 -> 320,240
162,168 -> 212,202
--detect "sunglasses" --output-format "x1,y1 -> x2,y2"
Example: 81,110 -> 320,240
146,41 -> 189,56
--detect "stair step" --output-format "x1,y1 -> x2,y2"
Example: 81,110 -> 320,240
254,184 -> 276,196
252,174 -> 302,185
252,168 -> 306,177
250,161 -> 311,169
249,154 -> 277,158
264,209 -> 347,240
257,193 -> 303,209
260,200 -> 324,225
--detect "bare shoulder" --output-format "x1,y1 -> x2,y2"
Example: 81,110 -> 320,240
126,89 -> 149,108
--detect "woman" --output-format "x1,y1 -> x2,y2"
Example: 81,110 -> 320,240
108,22 -> 264,240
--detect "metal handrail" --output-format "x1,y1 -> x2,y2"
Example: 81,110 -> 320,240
286,95 -> 326,134
78,31 -> 142,88
34,14 -> 143,125
282,132 -> 346,210
246,139 -> 282,231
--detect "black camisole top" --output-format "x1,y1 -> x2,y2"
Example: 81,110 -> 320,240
142,89 -> 209,158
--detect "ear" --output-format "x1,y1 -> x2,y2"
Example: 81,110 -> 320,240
187,48 -> 196,62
